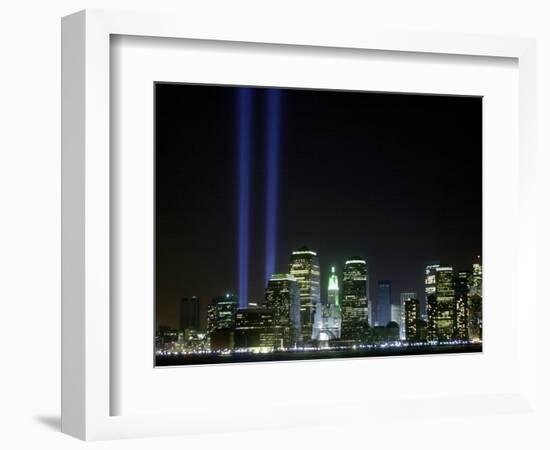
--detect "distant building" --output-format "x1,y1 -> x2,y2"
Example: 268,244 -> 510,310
424,262 -> 440,316
399,292 -> 417,339
179,329 -> 209,352
234,307 -> 278,350
403,298 -> 420,341
312,266 -> 342,344
264,274 -> 302,348
180,296 -> 200,332
427,266 -> 455,341
207,293 -> 239,350
289,246 -> 321,343
155,326 -> 179,351
454,271 -> 470,341
376,280 -> 391,326
341,257 -> 369,343
369,323 -> 399,343
470,256 -> 482,297
468,257 -> 483,341
390,302 -> 401,328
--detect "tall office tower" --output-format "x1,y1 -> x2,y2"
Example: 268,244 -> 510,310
234,307 -> 277,350
470,256 -> 482,297
264,274 -> 302,348
454,271 -> 470,341
179,296 -> 200,332
341,257 -> 369,343
424,262 -> 440,316
427,266 -> 455,341
399,292 -> 417,339
468,257 -> 483,341
207,293 -> 239,350
376,280 -> 391,326
312,266 -> 342,344
403,297 -> 420,341
328,266 -> 340,306
289,246 -> 321,343
390,301 -> 401,325
207,293 -> 239,332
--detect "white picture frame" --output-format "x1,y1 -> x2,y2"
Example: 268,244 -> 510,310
61,9 -> 537,441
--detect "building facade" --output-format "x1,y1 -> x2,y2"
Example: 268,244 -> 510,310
341,257 -> 369,344
207,293 -> 239,350
264,274 -> 302,348
403,297 -> 420,341
399,292 -> 417,339
180,296 -> 200,332
454,271 -> 470,341
289,246 -> 321,342
424,262 -> 440,317
375,280 -> 391,326
468,257 -> 483,341
427,266 -> 455,341
233,307 -> 278,350
312,266 -> 342,344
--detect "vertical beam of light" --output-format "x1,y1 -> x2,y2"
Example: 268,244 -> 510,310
238,88 -> 252,308
264,89 -> 281,285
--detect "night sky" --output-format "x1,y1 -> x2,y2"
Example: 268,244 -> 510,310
155,83 -> 482,330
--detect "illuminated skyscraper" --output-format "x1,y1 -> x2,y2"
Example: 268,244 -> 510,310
207,293 -> 238,350
312,266 -> 342,344
289,246 -> 321,342
234,307 -> 277,350
427,266 -> 455,341
341,257 -> 369,343
470,256 -> 482,297
328,266 -> 339,306
468,257 -> 482,341
264,274 -> 302,348
454,271 -> 470,341
179,296 -> 200,332
375,280 -> 391,326
424,262 -> 440,316
399,292 -> 417,339
403,297 -> 420,341
207,293 -> 239,332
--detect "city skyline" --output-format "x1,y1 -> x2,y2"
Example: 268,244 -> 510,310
155,83 -> 482,363
156,245 -> 482,365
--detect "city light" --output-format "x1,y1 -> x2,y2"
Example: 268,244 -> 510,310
156,249 -> 482,365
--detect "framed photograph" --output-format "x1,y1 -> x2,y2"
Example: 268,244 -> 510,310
62,9 -> 537,441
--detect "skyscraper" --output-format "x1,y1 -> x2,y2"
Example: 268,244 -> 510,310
264,274 -> 302,348
427,266 -> 455,341
328,266 -> 339,306
312,266 -> 342,343
207,293 -> 239,332
455,271 -> 470,341
289,246 -> 321,343
234,307 -> 277,350
399,292 -> 417,339
424,262 -> 440,316
468,257 -> 482,341
403,297 -> 420,341
376,280 -> 391,326
207,293 -> 239,350
179,296 -> 200,332
341,257 -> 369,343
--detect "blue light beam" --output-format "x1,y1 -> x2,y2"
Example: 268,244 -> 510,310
238,88 -> 252,308
264,89 -> 281,285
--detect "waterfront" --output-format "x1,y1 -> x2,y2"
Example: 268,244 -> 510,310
156,342 -> 482,366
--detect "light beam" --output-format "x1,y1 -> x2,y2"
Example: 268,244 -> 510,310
264,89 -> 281,285
238,88 -> 252,307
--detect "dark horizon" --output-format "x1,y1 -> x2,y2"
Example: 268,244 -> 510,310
155,83 -> 482,330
